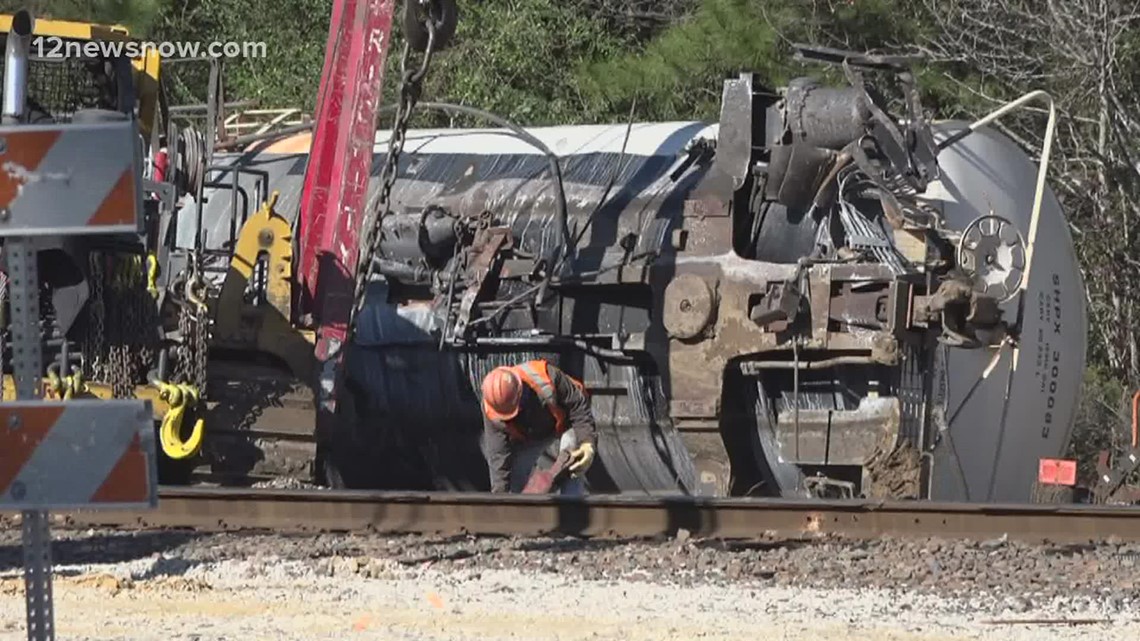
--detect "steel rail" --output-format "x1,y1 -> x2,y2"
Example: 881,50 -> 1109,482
48,487 -> 1140,543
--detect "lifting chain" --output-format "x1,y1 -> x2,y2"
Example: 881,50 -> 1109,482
172,258 -> 209,395
82,253 -> 161,398
347,7 -> 442,343
84,254 -> 106,379
173,307 -> 192,385
193,284 -> 209,394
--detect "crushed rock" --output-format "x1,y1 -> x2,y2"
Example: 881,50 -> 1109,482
2,529 -> 1140,601
1,529 -> 1140,639
0,556 -> 1136,641
250,476 -> 321,490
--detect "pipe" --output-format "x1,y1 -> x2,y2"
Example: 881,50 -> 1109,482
2,10 -> 34,124
741,355 -> 877,371
170,100 -> 256,114
214,122 -> 314,150
466,335 -> 634,360
936,90 -> 1057,296
373,258 -> 437,284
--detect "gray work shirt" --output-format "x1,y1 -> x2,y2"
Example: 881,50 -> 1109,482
481,364 -> 597,493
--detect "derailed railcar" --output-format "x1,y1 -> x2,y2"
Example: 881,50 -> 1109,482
197,47 -> 1086,501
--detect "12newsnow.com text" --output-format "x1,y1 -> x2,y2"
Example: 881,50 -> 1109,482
32,36 -> 268,60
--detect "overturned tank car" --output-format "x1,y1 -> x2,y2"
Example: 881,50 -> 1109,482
202,46 -> 1086,502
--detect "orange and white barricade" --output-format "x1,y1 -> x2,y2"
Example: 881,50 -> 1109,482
0,10 -> 156,640
0,401 -> 156,509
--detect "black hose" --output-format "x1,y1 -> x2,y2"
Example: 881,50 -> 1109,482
217,102 -> 571,266
410,102 -> 571,269
373,258 -> 437,284
571,99 -> 637,251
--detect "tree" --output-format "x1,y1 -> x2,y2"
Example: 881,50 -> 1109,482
0,0 -> 159,33
575,0 -> 927,121
396,0 -> 637,128
149,0 -> 331,110
919,0 -> 1140,388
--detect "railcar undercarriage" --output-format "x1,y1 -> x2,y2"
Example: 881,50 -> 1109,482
282,45 -> 1082,501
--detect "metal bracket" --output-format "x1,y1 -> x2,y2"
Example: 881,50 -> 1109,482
451,227 -> 510,338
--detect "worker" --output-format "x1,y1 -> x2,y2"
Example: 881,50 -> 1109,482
480,360 -> 597,494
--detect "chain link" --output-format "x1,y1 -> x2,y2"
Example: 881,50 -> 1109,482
83,254 -> 105,380
193,294 -> 209,394
82,252 -> 163,398
172,263 -> 210,396
347,18 -> 440,344
174,305 -> 192,385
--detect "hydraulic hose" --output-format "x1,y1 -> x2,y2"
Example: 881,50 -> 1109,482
215,102 -> 572,272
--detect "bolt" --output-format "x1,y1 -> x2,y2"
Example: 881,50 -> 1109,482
8,414 -> 21,430
0,207 -> 11,222
680,299 -> 692,313
10,481 -> 25,501
0,138 -> 8,154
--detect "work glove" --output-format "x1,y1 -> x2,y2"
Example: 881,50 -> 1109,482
568,442 -> 595,476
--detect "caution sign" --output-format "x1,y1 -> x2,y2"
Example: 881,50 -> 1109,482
0,400 -> 157,510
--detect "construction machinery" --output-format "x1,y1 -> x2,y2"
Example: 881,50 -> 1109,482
0,10 -> 249,484
1,3 -> 1089,502
0,2 -> 462,488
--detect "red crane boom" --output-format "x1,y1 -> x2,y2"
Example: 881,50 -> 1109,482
295,0 -> 455,480
296,0 -> 398,450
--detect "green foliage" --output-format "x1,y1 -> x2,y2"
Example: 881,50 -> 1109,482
574,0 -> 931,121
577,0 -> 795,121
151,0 -> 331,110
0,0 -> 159,33
395,0 -> 635,128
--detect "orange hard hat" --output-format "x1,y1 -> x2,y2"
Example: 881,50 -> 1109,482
482,366 -> 523,421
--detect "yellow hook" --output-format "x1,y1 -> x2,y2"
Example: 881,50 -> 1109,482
146,253 -> 159,299
157,382 -> 205,460
46,367 -> 63,398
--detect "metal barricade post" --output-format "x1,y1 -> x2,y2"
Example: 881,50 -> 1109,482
0,9 -> 157,641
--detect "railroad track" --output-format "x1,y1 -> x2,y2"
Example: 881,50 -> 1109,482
50,486 -> 1140,543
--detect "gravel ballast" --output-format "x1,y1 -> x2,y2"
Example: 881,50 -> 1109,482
0,529 -> 1137,640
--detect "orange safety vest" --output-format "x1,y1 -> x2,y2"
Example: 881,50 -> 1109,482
492,360 -> 587,442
